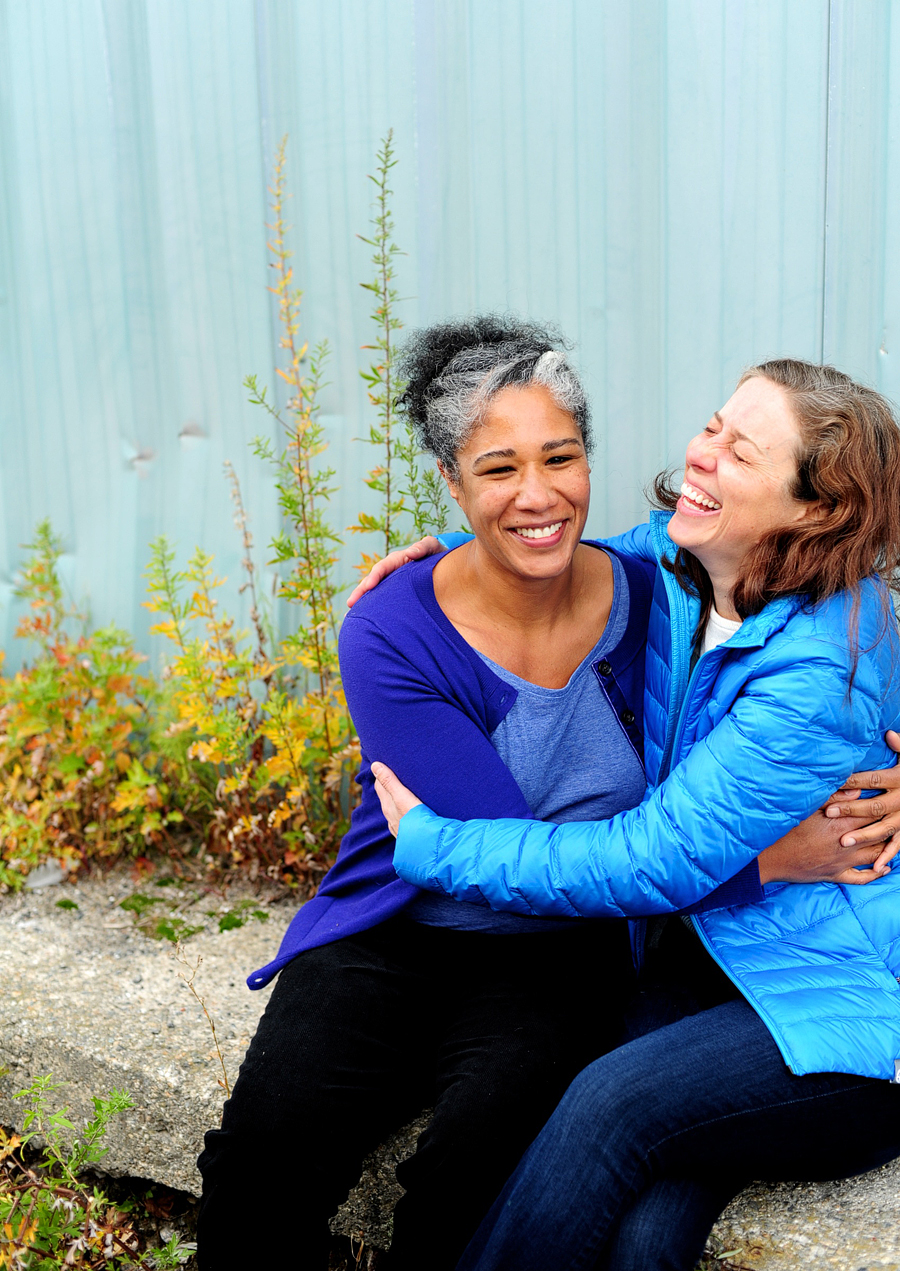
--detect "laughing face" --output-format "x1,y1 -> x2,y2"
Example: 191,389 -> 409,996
669,374 -> 820,607
443,383 -> 591,581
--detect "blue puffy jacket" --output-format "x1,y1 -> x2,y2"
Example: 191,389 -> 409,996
394,513 -> 900,1079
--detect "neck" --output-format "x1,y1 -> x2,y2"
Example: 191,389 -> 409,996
704,565 -> 740,621
433,537 -> 614,688
455,540 -> 587,631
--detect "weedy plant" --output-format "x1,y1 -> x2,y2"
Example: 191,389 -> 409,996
145,137 -> 359,888
172,943 -> 231,1099
349,128 -> 449,575
0,525 -> 193,891
0,1077 -> 192,1268
1,132 -> 452,894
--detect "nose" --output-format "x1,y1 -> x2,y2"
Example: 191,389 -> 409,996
514,463 -> 558,511
685,430 -> 716,473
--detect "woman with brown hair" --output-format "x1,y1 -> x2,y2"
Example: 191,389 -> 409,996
373,359 -> 900,1270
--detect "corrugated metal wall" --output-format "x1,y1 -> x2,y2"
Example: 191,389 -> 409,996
1,0 -> 898,663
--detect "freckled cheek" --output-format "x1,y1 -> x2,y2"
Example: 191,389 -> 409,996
471,492 -> 515,533
565,474 -> 591,518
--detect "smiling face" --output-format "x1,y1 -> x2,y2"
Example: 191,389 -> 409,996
443,383 -> 591,581
669,375 -> 820,605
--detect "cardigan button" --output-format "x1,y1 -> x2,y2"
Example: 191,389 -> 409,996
597,659 -> 612,676
620,709 -> 636,726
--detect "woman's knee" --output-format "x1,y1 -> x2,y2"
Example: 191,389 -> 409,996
557,1049 -> 665,1139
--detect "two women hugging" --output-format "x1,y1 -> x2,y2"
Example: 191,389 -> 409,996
198,316 -> 900,1271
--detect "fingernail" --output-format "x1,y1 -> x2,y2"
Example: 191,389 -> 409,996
825,805 -> 840,818
843,836 -> 857,847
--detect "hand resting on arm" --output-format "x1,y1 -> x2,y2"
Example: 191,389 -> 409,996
346,538 -> 442,608
822,729 -> 900,853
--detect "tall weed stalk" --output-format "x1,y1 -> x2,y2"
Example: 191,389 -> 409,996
145,137 -> 359,886
349,130 -> 449,569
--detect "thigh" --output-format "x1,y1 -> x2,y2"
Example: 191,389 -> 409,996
388,923 -> 633,1270
198,923 -> 438,1270
613,998 -> 900,1184
459,998 -> 900,1271
222,921 -> 434,1143
568,998 -> 900,1216
431,921 -> 634,1133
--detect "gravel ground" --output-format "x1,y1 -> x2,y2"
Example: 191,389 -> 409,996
2,867 -> 900,1267
0,866 -> 282,1193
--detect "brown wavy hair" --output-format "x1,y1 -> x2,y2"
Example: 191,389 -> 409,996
652,358 -> 900,651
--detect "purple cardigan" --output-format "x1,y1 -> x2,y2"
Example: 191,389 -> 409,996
249,544 -> 653,987
249,543 -> 761,989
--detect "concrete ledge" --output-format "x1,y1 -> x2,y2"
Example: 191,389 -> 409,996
2,874 -> 900,1267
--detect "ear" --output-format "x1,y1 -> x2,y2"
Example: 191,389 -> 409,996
437,462 -> 462,507
797,498 -> 830,524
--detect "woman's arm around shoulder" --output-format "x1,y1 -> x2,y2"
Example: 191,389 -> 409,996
601,520 -> 655,563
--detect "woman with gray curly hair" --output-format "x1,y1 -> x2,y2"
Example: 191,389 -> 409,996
196,317 -> 893,1271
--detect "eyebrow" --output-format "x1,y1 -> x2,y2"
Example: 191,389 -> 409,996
471,437 -> 583,466
543,437 -> 583,452
472,447 -> 515,465
713,412 -> 765,453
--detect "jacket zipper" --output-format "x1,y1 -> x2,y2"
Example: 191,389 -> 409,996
652,549 -> 799,1067
662,653 -> 708,779
654,531 -> 695,780
675,647 -> 799,1074
650,582 -> 691,777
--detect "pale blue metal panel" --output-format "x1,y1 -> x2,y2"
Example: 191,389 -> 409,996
879,2 -> 900,408
412,0 -> 670,535
661,0 -> 830,479
413,0 -> 831,535
1,0 -> 898,665
252,0 -> 420,590
139,0 -> 280,658
821,1 -> 894,387
1,0 -> 146,644
0,0 -> 280,666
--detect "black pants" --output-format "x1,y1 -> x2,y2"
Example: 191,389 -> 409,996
196,917 -> 634,1270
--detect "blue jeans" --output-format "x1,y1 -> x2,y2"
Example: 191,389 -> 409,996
458,992 -> 900,1271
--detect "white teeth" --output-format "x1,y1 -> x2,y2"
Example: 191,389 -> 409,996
515,521 -> 564,540
680,482 -> 721,511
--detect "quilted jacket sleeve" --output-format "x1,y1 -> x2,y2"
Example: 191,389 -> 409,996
393,632 -> 890,917
602,521 -> 656,563
437,531 -> 473,550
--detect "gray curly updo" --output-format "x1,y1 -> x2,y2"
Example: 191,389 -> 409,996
397,315 -> 592,482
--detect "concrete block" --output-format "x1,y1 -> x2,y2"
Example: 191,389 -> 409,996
2,874 -> 899,1267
